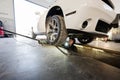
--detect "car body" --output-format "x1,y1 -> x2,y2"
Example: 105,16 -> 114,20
32,0 -> 117,45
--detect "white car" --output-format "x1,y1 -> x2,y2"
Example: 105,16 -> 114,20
29,0 -> 117,45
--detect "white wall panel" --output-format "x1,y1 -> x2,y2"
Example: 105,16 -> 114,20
0,0 -> 15,34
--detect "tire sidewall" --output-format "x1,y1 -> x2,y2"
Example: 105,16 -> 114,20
46,15 -> 67,45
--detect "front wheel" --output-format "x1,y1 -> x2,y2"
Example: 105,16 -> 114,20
46,15 -> 67,46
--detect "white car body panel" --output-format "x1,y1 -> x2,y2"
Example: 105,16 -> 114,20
37,0 -> 116,35
37,11 -> 47,33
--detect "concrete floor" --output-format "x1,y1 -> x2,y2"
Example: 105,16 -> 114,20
88,40 -> 120,52
0,38 -> 120,80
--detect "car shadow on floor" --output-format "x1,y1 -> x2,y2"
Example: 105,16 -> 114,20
58,44 -> 120,69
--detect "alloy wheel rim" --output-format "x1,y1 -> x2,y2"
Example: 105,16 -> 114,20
47,18 -> 60,43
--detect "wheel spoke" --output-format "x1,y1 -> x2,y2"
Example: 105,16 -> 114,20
52,19 -> 59,32
47,18 -> 60,43
49,33 -> 58,42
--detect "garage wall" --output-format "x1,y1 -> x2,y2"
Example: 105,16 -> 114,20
14,0 -> 46,37
0,0 -> 15,35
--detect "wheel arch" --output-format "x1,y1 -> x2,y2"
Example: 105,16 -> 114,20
45,6 -> 64,30
46,6 -> 64,21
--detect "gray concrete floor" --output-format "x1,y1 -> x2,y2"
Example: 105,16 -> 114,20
88,40 -> 120,52
0,38 -> 120,80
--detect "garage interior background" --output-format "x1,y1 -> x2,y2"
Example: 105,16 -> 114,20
0,0 -> 15,37
0,0 -> 120,37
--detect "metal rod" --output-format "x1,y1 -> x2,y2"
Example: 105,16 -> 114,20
0,28 -> 38,41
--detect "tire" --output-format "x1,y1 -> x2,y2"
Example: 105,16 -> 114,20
77,35 -> 93,44
46,15 -> 67,46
